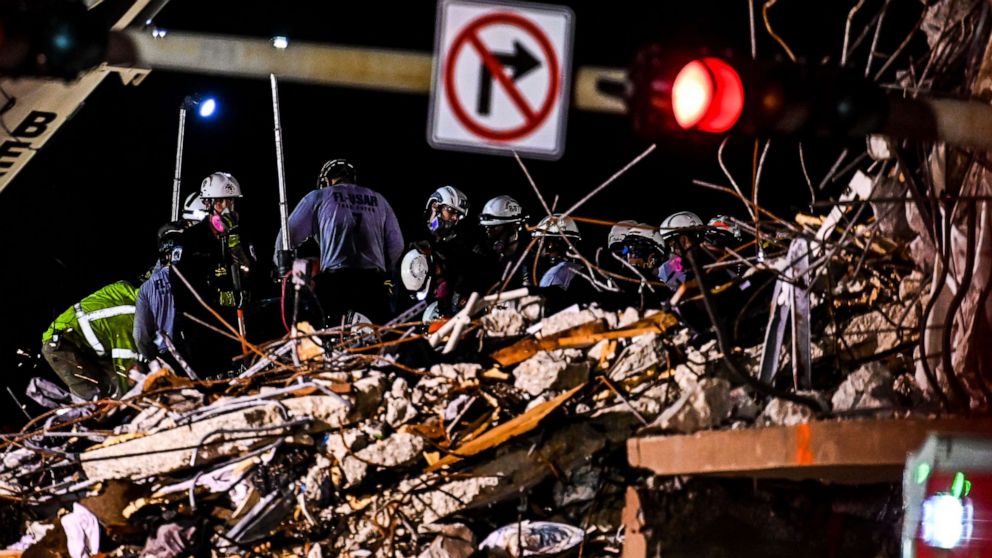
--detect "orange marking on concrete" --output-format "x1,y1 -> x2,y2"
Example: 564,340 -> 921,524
796,423 -> 814,465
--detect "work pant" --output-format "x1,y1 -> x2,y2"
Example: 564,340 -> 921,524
314,268 -> 392,325
41,336 -> 118,400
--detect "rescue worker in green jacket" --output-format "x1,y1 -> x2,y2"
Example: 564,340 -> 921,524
40,280 -> 139,399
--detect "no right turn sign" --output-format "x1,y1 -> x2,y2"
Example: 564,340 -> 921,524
429,0 -> 574,159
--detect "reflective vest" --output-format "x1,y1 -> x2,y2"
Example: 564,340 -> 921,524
42,281 -> 139,391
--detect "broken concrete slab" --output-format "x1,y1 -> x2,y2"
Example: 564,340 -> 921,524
628,417 -> 992,482
429,363 -> 483,383
841,304 -> 917,359
529,305 -> 617,338
354,432 -> 424,468
608,333 -> 660,382
652,378 -> 731,434
82,395 -> 352,482
758,398 -> 816,427
831,361 -> 895,412
513,349 -> 590,397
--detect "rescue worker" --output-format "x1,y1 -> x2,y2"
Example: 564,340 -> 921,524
478,195 -> 533,290
276,158 -> 404,324
41,281 -> 139,399
619,224 -> 667,279
532,214 -> 596,312
595,219 -> 639,290
656,211 -> 747,334
657,211 -> 704,290
172,171 -> 255,375
408,186 -> 484,317
182,192 -> 210,222
425,185 -> 470,244
613,223 -> 673,309
132,200 -> 214,368
134,223 -> 180,365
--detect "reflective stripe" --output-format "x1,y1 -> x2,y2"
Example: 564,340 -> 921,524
85,305 -> 136,320
74,304 -> 106,356
111,348 -> 139,360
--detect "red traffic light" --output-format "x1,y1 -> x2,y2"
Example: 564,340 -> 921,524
672,57 -> 744,133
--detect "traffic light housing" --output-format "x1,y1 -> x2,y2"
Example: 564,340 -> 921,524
628,45 -> 890,140
0,0 -> 109,79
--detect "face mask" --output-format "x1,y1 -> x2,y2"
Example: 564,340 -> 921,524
429,216 -> 457,238
210,214 -> 226,233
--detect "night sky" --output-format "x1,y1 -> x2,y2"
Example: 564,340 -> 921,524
0,0 -> 921,427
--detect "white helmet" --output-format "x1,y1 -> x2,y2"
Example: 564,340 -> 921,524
626,222 -> 665,247
400,249 -> 431,300
607,220 -> 639,249
707,215 -> 742,240
479,195 -> 525,226
659,211 -> 703,239
422,301 -> 442,323
200,172 -> 242,199
182,193 -> 210,222
532,214 -> 581,240
426,185 -> 470,217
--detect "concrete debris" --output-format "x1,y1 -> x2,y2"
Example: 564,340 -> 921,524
430,362 -> 483,383
553,463 -> 601,507
530,304 -> 616,337
899,271 -> 925,302
81,394 -> 351,482
0,233 -> 945,557
481,308 -> 528,338
759,398 -> 817,426
513,349 -> 590,396
651,378 -> 731,433
614,381 -> 673,420
355,431 -> 425,468
728,387 -> 761,420
383,377 -> 418,427
418,524 -> 476,558
831,361 -> 895,412
672,363 -> 702,391
608,333 -> 660,381
841,304 -> 917,360
303,454 -> 334,508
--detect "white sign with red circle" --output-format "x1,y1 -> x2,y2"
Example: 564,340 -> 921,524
429,0 -> 573,159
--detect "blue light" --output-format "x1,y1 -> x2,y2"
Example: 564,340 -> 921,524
272,36 -> 289,49
198,98 -> 217,118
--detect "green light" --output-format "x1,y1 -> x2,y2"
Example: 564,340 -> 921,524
951,472 -> 966,499
915,463 -> 932,485
963,480 -> 972,497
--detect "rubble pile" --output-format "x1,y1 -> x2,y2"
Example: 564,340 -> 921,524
0,259 -> 943,557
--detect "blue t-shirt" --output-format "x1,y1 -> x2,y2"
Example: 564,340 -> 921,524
277,183 -> 404,273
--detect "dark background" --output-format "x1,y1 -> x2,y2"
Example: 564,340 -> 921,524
0,0 -> 923,427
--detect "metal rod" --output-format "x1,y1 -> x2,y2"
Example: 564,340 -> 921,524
171,103 -> 187,222
271,74 -> 291,253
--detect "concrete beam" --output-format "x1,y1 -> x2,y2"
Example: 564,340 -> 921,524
628,417 -> 992,483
